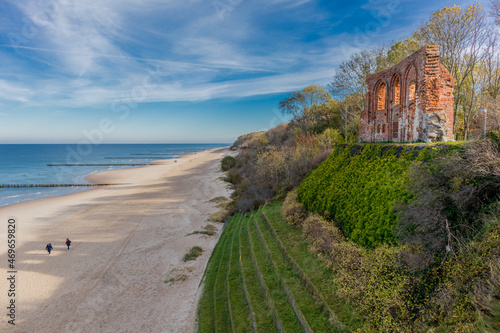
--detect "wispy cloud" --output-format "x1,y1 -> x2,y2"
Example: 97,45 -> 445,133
0,80 -> 34,103
0,0 -> 433,108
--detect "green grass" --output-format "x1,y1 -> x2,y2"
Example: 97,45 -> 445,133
262,202 -> 362,330
198,203 -> 359,332
227,216 -> 253,332
239,215 -> 276,331
247,215 -> 303,331
253,213 -> 334,332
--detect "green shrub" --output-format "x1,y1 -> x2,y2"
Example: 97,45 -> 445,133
298,144 -> 420,247
183,246 -> 203,261
219,138 -> 500,331
221,156 -> 237,171
281,189 -> 306,225
299,209 -> 412,331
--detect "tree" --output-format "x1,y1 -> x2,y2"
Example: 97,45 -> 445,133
385,37 -> 420,68
492,0 -> 500,24
476,34 -> 500,132
329,47 -> 388,142
413,4 -> 490,137
279,85 -> 335,131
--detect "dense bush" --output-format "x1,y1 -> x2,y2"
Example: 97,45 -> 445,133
281,189 -> 306,225
220,156 -> 237,171
397,139 -> 500,254
228,124 -> 340,213
295,139 -> 500,331
298,144 -> 419,247
300,212 -> 413,331
183,246 -> 203,262
294,201 -> 500,331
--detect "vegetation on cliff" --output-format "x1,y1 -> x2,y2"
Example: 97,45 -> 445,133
199,3 -> 500,331
214,128 -> 499,331
298,144 -> 417,247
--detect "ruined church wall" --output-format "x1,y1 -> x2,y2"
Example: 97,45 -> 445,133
359,45 -> 454,142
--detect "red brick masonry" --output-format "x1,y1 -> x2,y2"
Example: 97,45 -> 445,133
359,45 -> 454,142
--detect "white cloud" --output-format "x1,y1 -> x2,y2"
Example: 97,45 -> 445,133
0,0 -> 417,110
0,80 -> 34,103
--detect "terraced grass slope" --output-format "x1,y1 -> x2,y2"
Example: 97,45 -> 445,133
197,202 -> 360,332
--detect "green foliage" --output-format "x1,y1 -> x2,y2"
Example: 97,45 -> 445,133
296,202 -> 500,332
298,144 -> 420,247
232,131 -> 266,148
301,211 -> 413,331
386,37 -> 420,67
221,155 -> 237,171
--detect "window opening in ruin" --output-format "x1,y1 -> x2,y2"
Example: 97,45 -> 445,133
393,122 -> 398,139
377,82 -> 386,110
382,124 -> 386,133
409,80 -> 416,100
394,76 -> 400,105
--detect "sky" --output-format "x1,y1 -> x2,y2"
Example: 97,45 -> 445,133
0,0 -> 477,144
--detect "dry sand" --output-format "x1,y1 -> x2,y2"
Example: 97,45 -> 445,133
0,147 -> 232,332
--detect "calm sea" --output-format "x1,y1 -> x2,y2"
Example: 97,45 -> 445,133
0,144 -> 227,207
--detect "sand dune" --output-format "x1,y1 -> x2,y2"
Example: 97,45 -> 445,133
0,147 -> 232,332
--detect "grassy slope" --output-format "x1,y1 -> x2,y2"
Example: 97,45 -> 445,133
198,203 -> 360,332
298,144 -> 431,247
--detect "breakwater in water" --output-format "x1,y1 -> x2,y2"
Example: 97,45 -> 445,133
0,143 -> 228,207
0,184 -> 122,188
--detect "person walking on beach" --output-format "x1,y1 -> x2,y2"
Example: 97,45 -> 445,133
46,243 -> 53,255
65,238 -> 71,251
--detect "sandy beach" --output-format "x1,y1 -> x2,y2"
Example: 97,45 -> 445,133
0,147 -> 232,332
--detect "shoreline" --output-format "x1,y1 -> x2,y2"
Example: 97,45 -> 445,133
0,146 -> 232,332
0,145 -> 227,208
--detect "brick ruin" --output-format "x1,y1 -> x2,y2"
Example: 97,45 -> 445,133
359,45 -> 455,143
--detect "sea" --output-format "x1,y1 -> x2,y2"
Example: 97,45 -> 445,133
0,144 -> 228,207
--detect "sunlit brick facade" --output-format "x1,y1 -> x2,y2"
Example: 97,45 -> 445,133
359,45 -> 455,142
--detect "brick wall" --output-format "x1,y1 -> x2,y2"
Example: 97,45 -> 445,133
359,45 -> 455,142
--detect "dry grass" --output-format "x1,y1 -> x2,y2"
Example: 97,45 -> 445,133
209,208 -> 229,223
281,189 -> 306,225
187,224 -> 218,236
183,246 -> 203,262
208,196 -> 229,204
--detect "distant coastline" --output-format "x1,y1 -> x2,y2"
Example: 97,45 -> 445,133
0,143 -> 228,207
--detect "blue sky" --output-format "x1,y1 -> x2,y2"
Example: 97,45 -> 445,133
0,0 -> 475,143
